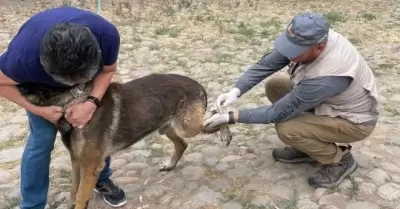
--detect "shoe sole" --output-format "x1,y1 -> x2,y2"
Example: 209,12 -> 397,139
273,156 -> 317,164
308,160 -> 358,189
94,189 -> 127,208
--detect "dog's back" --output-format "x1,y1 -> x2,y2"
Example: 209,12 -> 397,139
82,73 -> 209,156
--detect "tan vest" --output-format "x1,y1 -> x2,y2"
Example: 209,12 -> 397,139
287,30 -> 379,124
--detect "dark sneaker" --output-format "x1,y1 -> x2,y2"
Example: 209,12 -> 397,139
272,146 -> 316,163
308,145 -> 358,188
94,178 -> 127,207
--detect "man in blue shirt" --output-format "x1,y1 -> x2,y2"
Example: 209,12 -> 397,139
0,7 -> 126,208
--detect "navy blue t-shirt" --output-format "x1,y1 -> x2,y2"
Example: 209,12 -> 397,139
0,6 -> 120,88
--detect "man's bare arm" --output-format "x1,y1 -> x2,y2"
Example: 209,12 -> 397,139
0,71 -> 40,113
89,63 -> 117,100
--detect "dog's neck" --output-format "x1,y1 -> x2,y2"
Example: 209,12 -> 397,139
56,83 -> 92,110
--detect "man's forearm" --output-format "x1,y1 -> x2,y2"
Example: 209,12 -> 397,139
234,49 -> 290,95
0,71 -> 39,113
235,76 -> 352,124
90,64 -> 117,100
0,85 -> 39,113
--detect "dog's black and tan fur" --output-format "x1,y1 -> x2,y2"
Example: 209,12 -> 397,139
17,73 -> 232,209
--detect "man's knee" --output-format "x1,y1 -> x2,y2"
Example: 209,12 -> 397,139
275,120 -> 299,145
25,111 -> 57,151
264,75 -> 292,103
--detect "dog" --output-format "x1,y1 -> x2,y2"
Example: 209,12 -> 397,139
17,73 -> 232,209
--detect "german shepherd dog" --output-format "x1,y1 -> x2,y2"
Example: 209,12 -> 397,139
17,73 -> 232,209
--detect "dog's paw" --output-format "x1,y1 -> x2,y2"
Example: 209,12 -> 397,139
159,162 -> 175,172
220,125 -> 233,147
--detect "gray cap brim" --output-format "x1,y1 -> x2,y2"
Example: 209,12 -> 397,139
274,32 -> 312,59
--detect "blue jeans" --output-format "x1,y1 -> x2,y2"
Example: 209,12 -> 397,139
20,111 -> 113,209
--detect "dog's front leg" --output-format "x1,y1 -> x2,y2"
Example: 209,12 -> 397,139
74,157 -> 104,209
68,155 -> 80,209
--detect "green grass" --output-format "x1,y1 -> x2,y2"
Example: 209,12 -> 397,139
234,22 -> 257,37
1,197 -> 20,209
58,168 -> 72,182
0,134 -> 27,150
361,12 -> 377,21
324,12 -> 347,25
163,6 -> 176,17
154,26 -> 182,38
348,37 -> 362,45
277,189 -> 299,209
347,176 -> 360,199
215,53 -> 234,63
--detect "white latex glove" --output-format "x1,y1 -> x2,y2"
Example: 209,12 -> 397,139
216,88 -> 241,108
203,112 -> 229,128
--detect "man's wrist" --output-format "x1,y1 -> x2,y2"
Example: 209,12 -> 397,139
28,105 -> 42,116
86,95 -> 102,108
226,110 -> 239,124
230,88 -> 241,97
233,110 -> 239,122
84,99 -> 98,110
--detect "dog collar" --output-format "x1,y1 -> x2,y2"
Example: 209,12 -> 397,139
69,84 -> 85,98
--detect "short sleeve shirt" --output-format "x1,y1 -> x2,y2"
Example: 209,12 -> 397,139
0,6 -> 120,88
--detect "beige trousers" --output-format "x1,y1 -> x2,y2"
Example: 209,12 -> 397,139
266,75 -> 376,164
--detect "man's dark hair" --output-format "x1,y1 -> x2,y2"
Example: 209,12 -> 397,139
40,22 -> 103,86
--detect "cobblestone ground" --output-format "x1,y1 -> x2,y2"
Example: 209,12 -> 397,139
1,0 -> 400,209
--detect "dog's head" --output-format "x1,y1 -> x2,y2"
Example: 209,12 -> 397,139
39,22 -> 102,86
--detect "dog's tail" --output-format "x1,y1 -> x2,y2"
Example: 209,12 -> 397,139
200,91 -> 233,146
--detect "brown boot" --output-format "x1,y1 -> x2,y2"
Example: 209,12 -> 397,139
272,146 -> 317,163
308,145 -> 358,188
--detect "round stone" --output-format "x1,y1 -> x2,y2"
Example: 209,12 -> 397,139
126,162 -> 149,170
0,147 -> 24,163
358,182 -> 376,197
215,163 -> 228,171
377,183 -> 400,201
203,157 -> 218,167
380,162 -> 400,173
220,155 -> 241,162
222,202 -> 242,209
320,206 -> 340,209
201,146 -> 222,157
131,140 -> 147,149
114,177 -> 139,184
151,143 -> 162,150
367,168 -> 390,186
50,156 -> 71,171
318,193 -> 347,209
186,187 -> 222,208
110,158 -> 127,169
297,196 -> 319,209
0,168 -> 12,184
181,166 -> 205,180
0,124 -> 24,141
311,188 -> 328,202
346,202 -> 380,209
184,152 -> 203,163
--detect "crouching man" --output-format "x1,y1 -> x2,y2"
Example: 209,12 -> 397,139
204,12 -> 379,188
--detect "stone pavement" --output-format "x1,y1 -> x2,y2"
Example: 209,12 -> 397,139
1,0 -> 400,209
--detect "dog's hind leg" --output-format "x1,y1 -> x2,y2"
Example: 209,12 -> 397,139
159,127 -> 188,172
159,101 -> 206,172
67,155 -> 80,209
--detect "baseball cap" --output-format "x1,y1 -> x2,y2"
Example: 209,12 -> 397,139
274,12 -> 330,59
